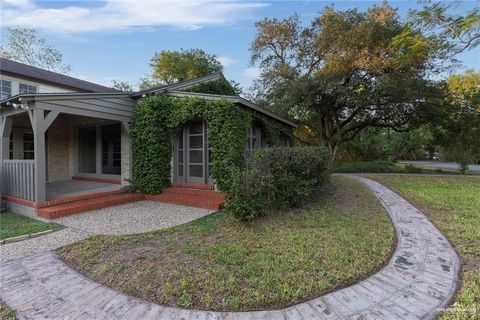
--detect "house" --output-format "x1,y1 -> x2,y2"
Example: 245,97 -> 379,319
0,58 -> 295,219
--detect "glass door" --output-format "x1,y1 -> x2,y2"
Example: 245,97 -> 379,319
186,120 -> 205,184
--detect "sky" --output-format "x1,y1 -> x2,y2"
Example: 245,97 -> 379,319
1,0 -> 479,91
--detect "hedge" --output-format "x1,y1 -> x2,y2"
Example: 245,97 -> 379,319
224,147 -> 332,221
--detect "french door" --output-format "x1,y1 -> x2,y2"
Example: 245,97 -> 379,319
174,120 -> 212,184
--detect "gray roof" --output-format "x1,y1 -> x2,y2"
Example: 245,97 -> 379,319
132,73 -> 296,127
0,58 -> 118,93
165,91 -> 297,128
131,73 -> 224,97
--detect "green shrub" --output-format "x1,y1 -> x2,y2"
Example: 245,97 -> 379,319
333,160 -> 400,173
404,164 -> 423,173
224,147 -> 332,221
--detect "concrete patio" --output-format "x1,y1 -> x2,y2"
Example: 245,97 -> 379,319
46,180 -> 121,201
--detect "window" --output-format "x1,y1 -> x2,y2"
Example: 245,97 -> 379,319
23,132 -> 34,160
9,133 -> 13,159
78,126 -> 97,173
1,80 -> 12,100
246,124 -> 262,153
19,83 -> 37,94
101,124 -> 121,175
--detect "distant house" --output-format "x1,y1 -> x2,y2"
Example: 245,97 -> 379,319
0,58 -> 295,218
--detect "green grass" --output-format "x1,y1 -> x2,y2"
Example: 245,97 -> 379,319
364,175 -> 480,319
0,210 -> 60,240
58,176 -> 395,312
0,300 -> 16,320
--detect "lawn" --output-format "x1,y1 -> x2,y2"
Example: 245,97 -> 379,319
58,176 -> 395,312
364,174 -> 480,319
0,210 -> 60,240
0,300 -> 15,320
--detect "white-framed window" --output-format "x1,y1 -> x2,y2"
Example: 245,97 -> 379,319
1,80 -> 12,100
19,83 -> 37,94
23,132 -> 34,160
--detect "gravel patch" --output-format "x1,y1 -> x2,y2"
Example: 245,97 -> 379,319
56,201 -> 213,235
0,229 -> 91,261
0,201 -> 213,261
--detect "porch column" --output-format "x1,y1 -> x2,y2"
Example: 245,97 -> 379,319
0,116 -> 13,161
121,121 -> 132,186
30,108 -> 60,202
0,116 -> 13,204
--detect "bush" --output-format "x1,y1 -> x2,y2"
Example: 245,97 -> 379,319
404,164 -> 423,173
224,147 -> 332,221
333,160 -> 400,173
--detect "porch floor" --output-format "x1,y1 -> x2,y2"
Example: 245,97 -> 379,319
46,180 -> 121,201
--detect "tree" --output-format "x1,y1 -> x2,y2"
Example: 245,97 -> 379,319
434,70 -> 480,173
411,2 -> 480,55
0,27 -> 71,74
150,48 -> 223,84
111,80 -> 135,93
250,5 -> 444,157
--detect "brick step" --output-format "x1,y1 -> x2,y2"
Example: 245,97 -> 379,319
172,182 -> 214,190
37,193 -> 144,219
37,189 -> 126,208
161,187 -> 225,200
145,193 -> 224,210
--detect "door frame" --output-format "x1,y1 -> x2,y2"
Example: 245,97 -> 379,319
173,120 -> 211,185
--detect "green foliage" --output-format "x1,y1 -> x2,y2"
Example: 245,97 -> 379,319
249,4 -> 445,156
338,128 -> 430,161
150,48 -> 223,84
225,147 -> 331,221
434,70 -> 480,170
0,300 -> 15,320
0,210 -> 60,240
333,160 -> 422,174
130,96 -> 173,193
183,78 -> 239,96
411,2 -> 480,55
131,95 -> 292,194
0,27 -> 71,73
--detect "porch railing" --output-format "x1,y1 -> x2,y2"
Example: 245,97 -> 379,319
1,160 -> 36,201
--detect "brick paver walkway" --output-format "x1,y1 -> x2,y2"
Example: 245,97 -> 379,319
0,176 -> 461,319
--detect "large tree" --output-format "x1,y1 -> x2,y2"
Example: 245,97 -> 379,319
411,1 -> 480,56
0,27 -> 71,73
150,48 -> 223,84
434,70 -> 480,172
249,5 -> 445,156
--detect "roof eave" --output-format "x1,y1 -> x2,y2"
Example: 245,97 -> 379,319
164,91 -> 297,128
130,72 -> 224,98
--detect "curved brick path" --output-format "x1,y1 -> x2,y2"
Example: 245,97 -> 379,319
0,176 -> 461,320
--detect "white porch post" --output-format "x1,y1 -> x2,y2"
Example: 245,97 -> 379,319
30,108 -> 59,203
31,109 -> 46,202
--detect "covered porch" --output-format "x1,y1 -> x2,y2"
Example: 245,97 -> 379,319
0,93 -> 134,214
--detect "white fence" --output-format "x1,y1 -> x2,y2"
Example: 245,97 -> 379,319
1,160 -> 36,201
